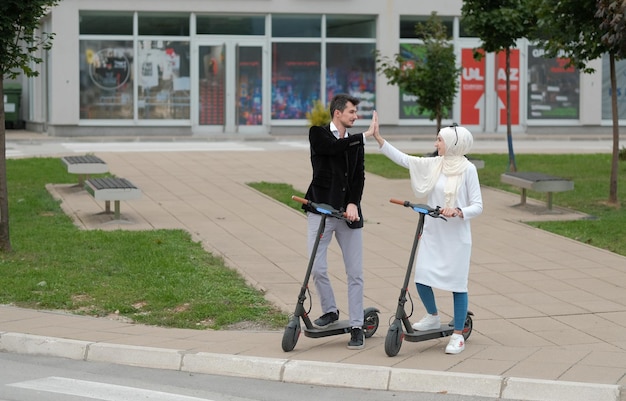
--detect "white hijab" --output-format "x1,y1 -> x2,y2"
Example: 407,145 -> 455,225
408,125 -> 474,208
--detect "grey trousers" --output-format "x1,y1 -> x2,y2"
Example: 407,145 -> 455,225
307,212 -> 364,327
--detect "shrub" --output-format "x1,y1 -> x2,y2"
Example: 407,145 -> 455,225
305,99 -> 331,127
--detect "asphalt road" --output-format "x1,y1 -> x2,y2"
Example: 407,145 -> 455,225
0,353 -> 522,401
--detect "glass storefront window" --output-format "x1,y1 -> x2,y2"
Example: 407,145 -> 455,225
326,43 -> 376,118
80,40 -> 133,120
271,43 -> 320,119
80,12 -> 133,35
197,15 -> 265,35
400,15 -> 453,39
527,45 -> 579,119
602,56 -> 626,120
198,45 -> 225,125
237,46 -> 263,125
396,44 -> 430,119
327,15 -> 376,38
138,13 -> 190,36
272,15 -> 321,37
137,40 -> 191,120
459,18 -> 476,38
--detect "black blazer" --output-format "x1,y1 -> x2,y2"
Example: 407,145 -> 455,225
303,124 -> 365,229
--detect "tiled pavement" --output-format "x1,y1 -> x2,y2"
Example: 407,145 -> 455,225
1,134 -> 625,401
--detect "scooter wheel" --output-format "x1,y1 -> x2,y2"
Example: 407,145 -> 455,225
462,313 -> 473,341
363,308 -> 379,338
384,321 -> 403,357
281,317 -> 301,352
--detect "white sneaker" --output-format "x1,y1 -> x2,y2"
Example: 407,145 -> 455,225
445,333 -> 465,354
411,314 -> 441,331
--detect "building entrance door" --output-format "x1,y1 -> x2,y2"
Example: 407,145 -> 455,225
196,40 -> 266,134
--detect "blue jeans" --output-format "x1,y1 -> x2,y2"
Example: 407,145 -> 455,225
416,283 -> 467,331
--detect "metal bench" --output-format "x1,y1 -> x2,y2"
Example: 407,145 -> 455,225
500,171 -> 574,210
84,177 -> 141,220
61,155 -> 109,186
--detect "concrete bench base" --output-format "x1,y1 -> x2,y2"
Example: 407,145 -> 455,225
500,171 -> 574,210
62,155 -> 109,186
84,177 -> 141,220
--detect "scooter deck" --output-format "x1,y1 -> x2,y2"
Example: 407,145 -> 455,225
403,324 -> 455,342
303,320 -> 352,338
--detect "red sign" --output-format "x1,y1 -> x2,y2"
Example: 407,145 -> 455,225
461,48 -> 485,125
496,49 -> 520,125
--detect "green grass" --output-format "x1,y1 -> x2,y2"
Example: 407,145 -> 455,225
1,158 -> 288,330
365,153 -> 626,256
247,181 -> 305,213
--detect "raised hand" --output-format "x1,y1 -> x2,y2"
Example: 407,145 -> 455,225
364,110 -> 378,138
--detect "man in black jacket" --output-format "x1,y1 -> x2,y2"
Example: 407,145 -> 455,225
303,93 -> 377,350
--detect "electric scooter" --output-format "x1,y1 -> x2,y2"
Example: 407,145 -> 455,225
384,198 -> 474,357
281,195 -> 380,352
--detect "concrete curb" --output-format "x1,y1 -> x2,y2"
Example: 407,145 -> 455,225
0,332 -> 622,401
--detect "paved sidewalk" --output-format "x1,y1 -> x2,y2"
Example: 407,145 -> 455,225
1,137 -> 626,400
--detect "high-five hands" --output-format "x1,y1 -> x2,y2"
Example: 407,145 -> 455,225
364,110 -> 378,138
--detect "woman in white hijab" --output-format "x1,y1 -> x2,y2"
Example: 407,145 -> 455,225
373,124 -> 483,354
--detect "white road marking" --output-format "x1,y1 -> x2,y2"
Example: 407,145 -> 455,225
8,376 -> 214,401
5,149 -> 23,157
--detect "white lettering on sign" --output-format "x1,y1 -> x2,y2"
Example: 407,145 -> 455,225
463,67 -> 484,81
497,68 -> 519,81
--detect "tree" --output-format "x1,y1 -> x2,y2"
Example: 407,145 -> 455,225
462,0 -> 535,173
0,0 -> 59,252
595,0 -> 624,207
376,12 -> 460,133
530,0 -> 620,207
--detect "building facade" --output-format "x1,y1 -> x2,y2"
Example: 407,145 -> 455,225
17,0 -> 624,137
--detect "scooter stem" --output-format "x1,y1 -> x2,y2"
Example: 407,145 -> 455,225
396,212 -> 426,332
294,214 -> 327,330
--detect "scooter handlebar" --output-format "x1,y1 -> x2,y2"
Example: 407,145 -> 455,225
292,195 -> 309,206
389,198 -> 409,206
389,198 -> 447,221
292,195 -> 359,222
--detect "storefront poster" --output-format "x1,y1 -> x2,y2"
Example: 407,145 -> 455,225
601,56 -> 626,120
271,43 -> 321,120
137,40 -> 190,120
527,45 -> 579,119
398,44 -> 429,119
327,43 -> 376,119
80,40 -> 134,120
496,49 -> 519,125
461,48 -> 485,125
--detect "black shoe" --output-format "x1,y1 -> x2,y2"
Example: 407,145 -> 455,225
314,311 -> 339,327
347,327 -> 364,350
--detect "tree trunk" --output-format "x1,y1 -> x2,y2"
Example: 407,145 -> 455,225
609,53 -> 620,207
505,48 -> 517,172
436,114 -> 442,135
0,79 -> 12,252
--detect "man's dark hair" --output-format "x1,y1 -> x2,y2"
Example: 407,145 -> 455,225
329,93 -> 360,117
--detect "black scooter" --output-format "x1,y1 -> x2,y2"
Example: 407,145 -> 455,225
281,196 -> 380,352
384,198 -> 474,357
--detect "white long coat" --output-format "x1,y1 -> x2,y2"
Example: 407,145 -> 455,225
380,141 -> 483,292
